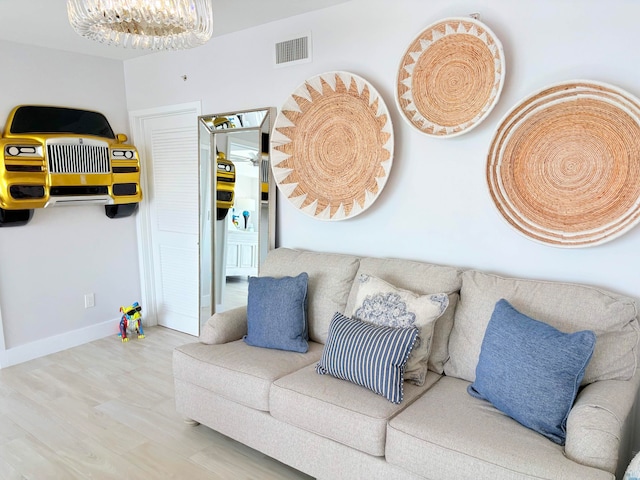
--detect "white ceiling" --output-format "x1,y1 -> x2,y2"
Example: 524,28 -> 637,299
0,0 -> 349,61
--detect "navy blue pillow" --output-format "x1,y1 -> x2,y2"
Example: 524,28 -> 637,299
468,299 -> 596,445
317,312 -> 418,404
243,273 -> 309,353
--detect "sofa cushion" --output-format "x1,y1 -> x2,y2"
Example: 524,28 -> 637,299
259,248 -> 360,344
244,273 -> 309,353
348,274 -> 448,386
445,270 -> 639,385
468,299 -> 596,445
270,363 -> 441,456
173,340 -> 323,411
386,376 -> 612,480
344,256 -> 462,374
316,312 -> 419,404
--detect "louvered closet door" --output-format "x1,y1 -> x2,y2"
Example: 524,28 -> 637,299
144,114 -> 199,335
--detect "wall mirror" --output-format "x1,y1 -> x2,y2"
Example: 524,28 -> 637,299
199,107 -> 276,326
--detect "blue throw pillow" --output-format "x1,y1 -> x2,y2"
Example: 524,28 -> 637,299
468,299 -> 596,445
243,272 -> 309,353
625,451 -> 640,480
316,312 -> 418,404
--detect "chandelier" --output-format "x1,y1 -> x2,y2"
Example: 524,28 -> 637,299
67,0 -> 214,50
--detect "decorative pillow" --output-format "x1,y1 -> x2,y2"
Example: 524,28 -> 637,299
243,272 -> 309,353
348,274 -> 448,386
468,299 -> 596,445
316,312 -> 418,404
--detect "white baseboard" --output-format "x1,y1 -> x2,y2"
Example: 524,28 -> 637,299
0,318 -> 120,368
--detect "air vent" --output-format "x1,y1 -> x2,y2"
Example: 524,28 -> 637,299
275,34 -> 311,67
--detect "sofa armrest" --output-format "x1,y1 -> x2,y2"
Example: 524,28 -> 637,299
199,306 -> 248,344
565,369 -> 640,473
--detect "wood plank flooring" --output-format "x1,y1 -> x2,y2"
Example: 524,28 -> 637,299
0,327 -> 313,479
224,276 -> 249,311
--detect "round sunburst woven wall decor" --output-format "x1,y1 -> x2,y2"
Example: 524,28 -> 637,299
396,16 -> 505,137
271,71 -> 393,221
487,80 -> 640,247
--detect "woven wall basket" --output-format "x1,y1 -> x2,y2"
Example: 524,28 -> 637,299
396,16 -> 505,137
487,80 -> 640,247
271,71 -> 394,221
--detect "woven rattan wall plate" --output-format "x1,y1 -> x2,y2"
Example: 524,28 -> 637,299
487,80 -> 640,247
271,71 -> 393,221
396,16 -> 505,138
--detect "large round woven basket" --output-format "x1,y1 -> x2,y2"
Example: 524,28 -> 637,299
396,16 -> 505,137
487,80 -> 640,247
271,71 -> 394,221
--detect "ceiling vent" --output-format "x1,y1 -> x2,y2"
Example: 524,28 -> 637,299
274,34 -> 312,67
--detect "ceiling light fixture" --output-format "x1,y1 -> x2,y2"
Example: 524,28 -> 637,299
67,0 -> 213,50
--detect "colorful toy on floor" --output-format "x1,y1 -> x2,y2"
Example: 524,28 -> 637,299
119,302 -> 145,342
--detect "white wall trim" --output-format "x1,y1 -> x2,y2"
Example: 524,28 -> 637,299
0,318 -> 120,369
128,101 -> 202,330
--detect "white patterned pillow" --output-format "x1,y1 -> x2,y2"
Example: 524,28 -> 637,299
347,274 -> 449,386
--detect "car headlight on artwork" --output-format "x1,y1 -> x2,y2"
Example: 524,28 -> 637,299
5,145 -> 43,157
111,149 -> 136,160
217,162 -> 234,173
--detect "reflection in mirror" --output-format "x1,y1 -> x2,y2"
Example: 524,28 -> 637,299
198,107 -> 276,327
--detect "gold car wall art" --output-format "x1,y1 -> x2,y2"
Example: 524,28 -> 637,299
0,105 -> 142,226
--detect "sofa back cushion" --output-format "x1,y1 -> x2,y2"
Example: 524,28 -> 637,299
260,248 -> 360,344
344,257 -> 462,374
445,270 -> 639,385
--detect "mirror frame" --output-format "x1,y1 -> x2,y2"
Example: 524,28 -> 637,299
198,107 -> 276,324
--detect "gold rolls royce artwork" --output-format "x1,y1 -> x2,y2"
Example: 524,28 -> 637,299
0,105 -> 142,226
215,151 -> 235,220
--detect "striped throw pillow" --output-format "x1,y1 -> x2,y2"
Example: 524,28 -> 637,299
316,312 -> 419,404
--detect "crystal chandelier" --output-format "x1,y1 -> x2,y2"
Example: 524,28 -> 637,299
67,0 -> 214,50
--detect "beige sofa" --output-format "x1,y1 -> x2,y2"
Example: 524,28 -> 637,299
173,248 -> 640,480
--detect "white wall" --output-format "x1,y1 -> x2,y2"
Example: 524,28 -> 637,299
124,0 -> 640,299
0,40 -> 141,363
123,0 -> 640,456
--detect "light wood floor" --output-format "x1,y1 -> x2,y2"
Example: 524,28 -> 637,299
224,276 -> 249,310
0,326 -> 313,479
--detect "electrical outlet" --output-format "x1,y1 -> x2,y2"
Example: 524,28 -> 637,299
84,293 -> 95,309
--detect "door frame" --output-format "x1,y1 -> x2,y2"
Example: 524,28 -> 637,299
129,102 -> 202,330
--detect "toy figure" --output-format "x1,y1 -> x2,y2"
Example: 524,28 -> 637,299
119,302 -> 145,342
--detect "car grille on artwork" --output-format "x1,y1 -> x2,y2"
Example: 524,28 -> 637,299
47,144 -> 110,174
